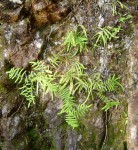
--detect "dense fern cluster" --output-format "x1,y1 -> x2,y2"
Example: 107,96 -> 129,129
7,61 -> 122,127
7,25 -> 123,128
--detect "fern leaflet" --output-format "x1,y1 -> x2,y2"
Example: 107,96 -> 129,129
7,68 -> 26,84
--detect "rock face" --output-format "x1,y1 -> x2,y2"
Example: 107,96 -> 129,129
0,0 -> 136,149
128,23 -> 138,149
1,0 -> 70,68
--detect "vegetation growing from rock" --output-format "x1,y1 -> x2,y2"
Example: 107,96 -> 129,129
93,26 -> 121,48
7,25 -> 123,128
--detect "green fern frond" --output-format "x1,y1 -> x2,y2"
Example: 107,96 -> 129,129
30,61 -> 46,71
91,73 -> 105,91
119,14 -> 133,23
7,61 -> 58,106
6,68 -> 26,84
58,87 -> 91,128
105,74 -> 123,92
70,61 -> 86,74
97,91 -> 110,102
64,103 -> 91,128
111,0 -> 128,16
20,80 -> 35,107
102,101 -> 120,111
65,111 -> 79,128
60,61 -> 86,94
49,54 -> 60,68
74,77 -> 88,93
93,26 -> 121,47
58,87 -> 76,118
31,72 -> 58,98
77,25 -> 87,37
63,25 -> 88,55
30,61 -> 52,74
76,103 -> 92,118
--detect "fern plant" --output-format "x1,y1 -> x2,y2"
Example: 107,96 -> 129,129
119,14 -> 133,23
7,68 -> 36,107
6,61 -> 58,107
7,68 -> 26,84
105,74 -> 123,92
58,87 -> 91,128
59,64 -> 123,112
7,61 -> 123,127
102,101 -> 120,111
106,0 -> 128,16
93,26 -> 121,47
96,74 -> 123,111
7,25 -> 124,128
6,61 -> 92,128
20,77 -> 36,106
63,25 -> 88,56
59,61 -> 87,94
